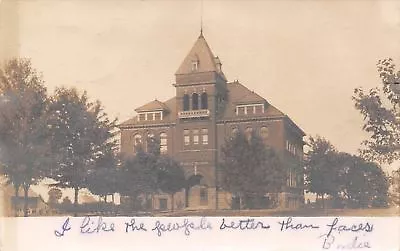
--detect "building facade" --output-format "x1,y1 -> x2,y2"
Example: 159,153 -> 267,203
119,33 -> 305,210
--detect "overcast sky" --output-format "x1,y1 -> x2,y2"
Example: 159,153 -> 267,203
1,0 -> 400,199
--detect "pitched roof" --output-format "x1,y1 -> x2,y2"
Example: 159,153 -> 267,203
120,97 -> 177,127
219,81 -> 285,119
228,81 -> 266,105
175,34 -> 219,75
135,99 -> 169,112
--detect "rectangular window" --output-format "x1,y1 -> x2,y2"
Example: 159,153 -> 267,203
193,129 -> 199,145
192,61 -> 199,71
139,113 -> 145,121
160,138 -> 167,154
193,135 -> 199,145
247,106 -> 254,115
200,187 -> 208,205
159,198 -> 168,210
255,105 -> 263,114
184,129 -> 190,146
237,107 -> 245,115
184,135 -> 190,145
154,112 -> 161,120
201,129 -> 208,145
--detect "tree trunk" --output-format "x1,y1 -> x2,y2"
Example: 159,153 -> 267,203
239,196 -> 242,211
171,193 -> 174,212
104,195 -> 107,203
13,184 -> 20,217
184,187 -> 189,208
74,187 -> 79,217
23,184 -> 29,217
150,194 -> 154,212
111,194 -> 115,204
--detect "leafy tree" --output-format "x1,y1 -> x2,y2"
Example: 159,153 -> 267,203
305,136 -> 389,208
342,155 -> 389,208
47,187 -> 62,206
220,130 -> 284,209
389,168 -> 400,206
86,149 -> 119,203
0,58 -> 50,216
46,87 -> 117,214
304,136 -> 344,208
157,155 -> 185,211
353,58 -> 400,164
119,137 -> 187,212
118,147 -> 159,211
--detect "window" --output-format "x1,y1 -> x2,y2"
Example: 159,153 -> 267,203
260,126 -> 269,140
246,106 -> 254,115
155,112 -> 161,120
147,133 -> 155,151
232,127 -> 239,137
255,105 -> 263,114
200,187 -> 208,205
201,92 -> 208,109
193,129 -> 199,145
192,93 -> 199,110
159,198 -> 168,210
160,133 -> 167,154
245,127 -> 253,140
184,129 -> 190,145
201,128 -> 208,145
287,169 -> 297,188
192,60 -> 199,71
183,94 -> 190,111
237,107 -> 245,115
133,134 -> 142,152
139,113 -> 145,121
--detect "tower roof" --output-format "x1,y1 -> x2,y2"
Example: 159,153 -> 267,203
175,34 -> 220,75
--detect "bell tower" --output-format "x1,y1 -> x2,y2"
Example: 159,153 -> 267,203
173,33 -> 227,209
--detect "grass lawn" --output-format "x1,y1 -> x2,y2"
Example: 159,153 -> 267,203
154,207 -> 400,217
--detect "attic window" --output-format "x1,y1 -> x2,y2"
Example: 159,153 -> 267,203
191,60 -> 199,72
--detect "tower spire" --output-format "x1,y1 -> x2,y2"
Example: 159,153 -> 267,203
200,0 -> 203,37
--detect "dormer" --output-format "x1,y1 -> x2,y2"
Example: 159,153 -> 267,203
135,99 -> 169,122
230,80 -> 269,116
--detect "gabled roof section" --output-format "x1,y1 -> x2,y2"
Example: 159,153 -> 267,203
135,99 -> 169,112
218,81 -> 286,119
175,34 -> 219,75
229,81 -> 267,105
120,97 -> 177,127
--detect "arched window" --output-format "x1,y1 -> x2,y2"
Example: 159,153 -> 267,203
192,93 -> 199,110
245,127 -> 253,140
201,92 -> 208,109
260,126 -> 269,140
183,94 -> 189,111
232,127 -> 239,137
160,132 -> 167,154
133,134 -> 142,152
